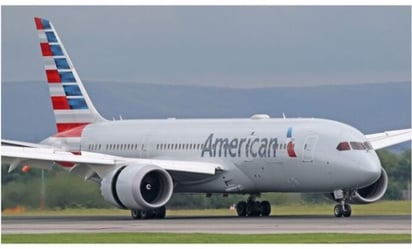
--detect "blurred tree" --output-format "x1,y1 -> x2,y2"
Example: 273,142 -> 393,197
1,149 -> 411,210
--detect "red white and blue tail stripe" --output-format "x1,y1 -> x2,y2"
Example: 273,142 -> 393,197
35,17 -> 105,133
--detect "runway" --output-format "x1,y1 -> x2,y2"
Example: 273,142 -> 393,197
2,215 -> 411,234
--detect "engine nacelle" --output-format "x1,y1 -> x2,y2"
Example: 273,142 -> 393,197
326,168 -> 388,204
101,164 -> 173,210
348,168 -> 388,204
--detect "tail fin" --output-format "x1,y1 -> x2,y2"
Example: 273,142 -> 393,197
34,17 -> 106,133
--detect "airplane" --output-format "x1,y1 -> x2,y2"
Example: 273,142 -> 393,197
2,17 -> 411,220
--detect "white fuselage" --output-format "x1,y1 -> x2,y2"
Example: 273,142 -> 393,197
45,117 -> 382,194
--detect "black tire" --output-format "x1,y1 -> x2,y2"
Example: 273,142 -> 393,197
246,201 -> 255,216
131,209 -> 141,220
254,201 -> 262,216
343,204 -> 352,217
154,206 -> 166,219
140,209 -> 154,219
246,201 -> 261,216
334,204 -> 343,217
236,201 -> 247,217
261,201 -> 271,216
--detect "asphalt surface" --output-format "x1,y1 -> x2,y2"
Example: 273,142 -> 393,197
2,215 -> 411,234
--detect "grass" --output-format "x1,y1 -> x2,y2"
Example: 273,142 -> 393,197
2,200 -> 410,217
2,233 -> 411,243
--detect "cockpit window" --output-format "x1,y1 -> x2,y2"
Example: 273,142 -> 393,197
350,141 -> 366,150
337,142 -> 350,151
364,141 -> 373,150
337,141 -> 372,151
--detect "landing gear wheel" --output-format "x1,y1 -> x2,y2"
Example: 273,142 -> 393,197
154,206 -> 166,219
334,204 -> 343,217
254,201 -> 262,216
246,201 -> 255,216
236,201 -> 247,217
246,201 -> 261,216
140,209 -> 154,219
261,201 -> 271,216
343,204 -> 352,217
131,209 -> 141,220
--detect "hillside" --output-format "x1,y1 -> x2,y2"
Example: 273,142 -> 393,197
1,81 -> 411,151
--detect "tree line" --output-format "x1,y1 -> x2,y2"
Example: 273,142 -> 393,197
1,149 -> 410,210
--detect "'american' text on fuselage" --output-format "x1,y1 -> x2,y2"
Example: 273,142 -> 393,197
201,133 -> 279,158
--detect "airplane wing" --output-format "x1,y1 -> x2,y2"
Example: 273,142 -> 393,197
1,145 -> 223,182
366,128 -> 412,150
1,139 -> 52,148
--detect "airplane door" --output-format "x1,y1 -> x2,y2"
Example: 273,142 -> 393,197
140,135 -> 151,158
302,135 -> 318,162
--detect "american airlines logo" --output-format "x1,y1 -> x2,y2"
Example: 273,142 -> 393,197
201,133 -> 279,158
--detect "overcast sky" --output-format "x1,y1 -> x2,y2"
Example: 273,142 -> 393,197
2,6 -> 411,88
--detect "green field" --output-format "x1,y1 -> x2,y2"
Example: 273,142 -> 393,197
3,200 -> 411,217
2,233 -> 411,243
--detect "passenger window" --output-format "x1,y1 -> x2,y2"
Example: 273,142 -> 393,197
337,142 -> 351,151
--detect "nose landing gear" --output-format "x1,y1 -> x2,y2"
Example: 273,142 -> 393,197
332,191 -> 352,218
334,203 -> 352,217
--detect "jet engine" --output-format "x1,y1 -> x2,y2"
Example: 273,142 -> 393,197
327,168 -> 388,204
348,168 -> 388,204
101,164 -> 174,210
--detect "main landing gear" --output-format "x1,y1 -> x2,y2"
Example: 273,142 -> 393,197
236,195 -> 271,217
131,206 -> 166,220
